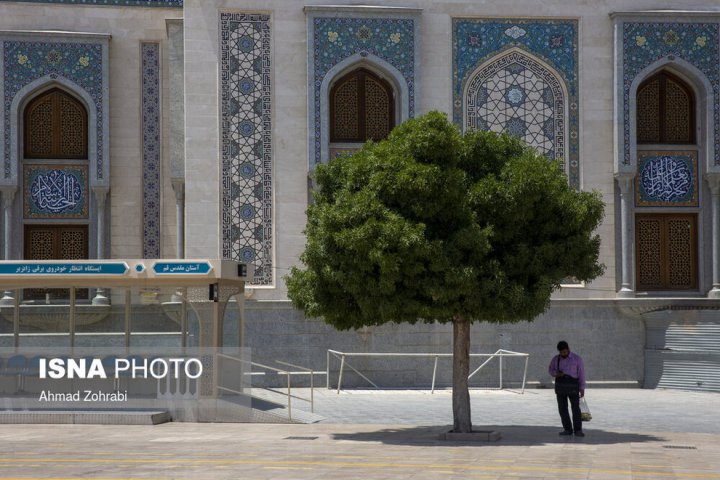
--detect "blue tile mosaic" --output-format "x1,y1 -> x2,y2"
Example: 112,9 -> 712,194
622,22 -> 720,165
636,151 -> 698,207
3,0 -> 182,6
23,165 -> 88,218
3,40 -> 104,180
453,19 -> 579,188
141,42 -> 161,259
220,13 -> 273,286
312,16 -> 416,165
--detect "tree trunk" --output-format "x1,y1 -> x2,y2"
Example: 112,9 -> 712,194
452,315 -> 472,433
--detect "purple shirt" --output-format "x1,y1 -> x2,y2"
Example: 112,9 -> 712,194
548,352 -> 586,390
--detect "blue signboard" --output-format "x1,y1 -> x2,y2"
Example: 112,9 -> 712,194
152,262 -> 212,275
0,262 -> 129,275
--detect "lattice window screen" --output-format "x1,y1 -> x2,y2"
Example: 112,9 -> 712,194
365,76 -> 391,141
636,73 -> 694,144
332,77 -> 360,141
636,214 -> 696,290
665,79 -> 691,143
636,217 -> 662,289
637,79 -> 660,144
24,89 -> 88,159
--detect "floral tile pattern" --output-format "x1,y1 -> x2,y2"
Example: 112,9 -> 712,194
142,43 -> 161,258
453,19 -> 579,188
622,22 -> 720,166
220,13 -> 273,286
3,40 -> 104,180
636,151 -> 698,207
312,16 -> 416,165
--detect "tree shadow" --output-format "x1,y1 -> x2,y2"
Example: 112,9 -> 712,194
330,425 -> 665,447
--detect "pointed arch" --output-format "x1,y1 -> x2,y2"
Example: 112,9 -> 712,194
318,52 -> 409,165
463,47 -> 570,172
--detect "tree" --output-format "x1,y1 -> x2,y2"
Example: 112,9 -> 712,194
286,111 -> 604,433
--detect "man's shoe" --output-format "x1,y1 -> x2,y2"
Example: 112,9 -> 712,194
574,431 -> 585,437
559,430 -> 573,436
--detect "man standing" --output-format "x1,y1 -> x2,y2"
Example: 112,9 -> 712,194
548,340 -> 586,437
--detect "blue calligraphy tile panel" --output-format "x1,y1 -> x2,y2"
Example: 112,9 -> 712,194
220,13 -> 273,286
3,40 -> 104,179
3,0 -> 182,6
142,43 -> 161,258
636,151 -> 698,207
312,16 -> 416,165
622,22 -> 720,166
23,165 -> 88,219
453,19 -> 579,188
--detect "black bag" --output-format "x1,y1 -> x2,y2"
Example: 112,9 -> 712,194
554,357 -> 579,395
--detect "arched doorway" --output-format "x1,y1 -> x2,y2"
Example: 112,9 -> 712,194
22,88 -> 90,300
634,71 -> 699,291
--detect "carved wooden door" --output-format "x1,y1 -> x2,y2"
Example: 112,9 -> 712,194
635,214 -> 697,290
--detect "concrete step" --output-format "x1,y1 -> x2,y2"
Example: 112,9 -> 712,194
0,409 -> 171,425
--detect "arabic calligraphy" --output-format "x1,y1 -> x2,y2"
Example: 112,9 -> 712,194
640,155 -> 693,203
29,169 -> 83,214
0,263 -> 129,275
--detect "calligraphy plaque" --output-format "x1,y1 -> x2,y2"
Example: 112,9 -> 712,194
24,165 -> 89,219
636,151 -> 698,207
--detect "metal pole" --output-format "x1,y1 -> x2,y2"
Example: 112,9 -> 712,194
431,355 -> 438,394
13,289 -> 19,349
337,354 -> 345,394
287,373 -> 292,421
521,356 -> 529,394
69,287 -> 76,348
310,370 -> 314,413
326,350 -> 330,389
499,354 -> 503,390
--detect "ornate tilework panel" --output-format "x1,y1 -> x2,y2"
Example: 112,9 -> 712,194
622,22 -> 720,165
23,165 -> 88,219
465,51 -> 564,161
220,13 -> 272,286
6,0 -> 182,6
3,41 -> 104,179
142,43 -> 161,258
453,19 -> 579,188
636,151 -> 698,207
312,16 -> 416,164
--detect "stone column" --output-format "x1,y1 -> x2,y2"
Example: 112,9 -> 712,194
616,173 -> 635,297
92,187 -> 110,305
0,188 -> 16,305
172,180 -> 185,259
707,174 -> 720,298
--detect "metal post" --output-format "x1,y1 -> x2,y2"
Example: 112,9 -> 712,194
337,354 -> 345,394
13,289 -> 19,348
499,354 -> 503,389
124,289 -> 131,350
326,350 -> 330,389
287,373 -> 292,421
69,287 -> 76,348
310,370 -> 314,413
431,355 -> 438,394
521,356 -> 529,394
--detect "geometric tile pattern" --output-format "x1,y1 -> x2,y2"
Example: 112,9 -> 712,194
6,0 -> 182,6
3,40 -> 104,179
636,151 -> 698,207
312,16 -> 416,165
466,51 -> 563,160
622,22 -> 720,166
220,13 -> 272,286
141,42 -> 161,259
453,18 -> 579,188
23,164 -> 88,219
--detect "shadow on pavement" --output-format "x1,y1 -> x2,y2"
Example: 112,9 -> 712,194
331,425 -> 665,447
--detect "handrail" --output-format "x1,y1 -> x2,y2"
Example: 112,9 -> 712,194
218,354 -> 316,419
326,349 -> 529,394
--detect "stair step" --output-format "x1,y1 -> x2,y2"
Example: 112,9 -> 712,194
0,409 -> 171,425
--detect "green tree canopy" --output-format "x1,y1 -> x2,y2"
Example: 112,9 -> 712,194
286,111 -> 605,432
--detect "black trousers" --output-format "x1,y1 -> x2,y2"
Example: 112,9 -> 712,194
556,392 -> 582,433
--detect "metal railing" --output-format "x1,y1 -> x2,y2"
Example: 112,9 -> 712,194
218,356 -> 318,421
326,349 -> 529,394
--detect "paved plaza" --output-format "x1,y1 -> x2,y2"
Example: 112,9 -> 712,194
0,388 -> 718,479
